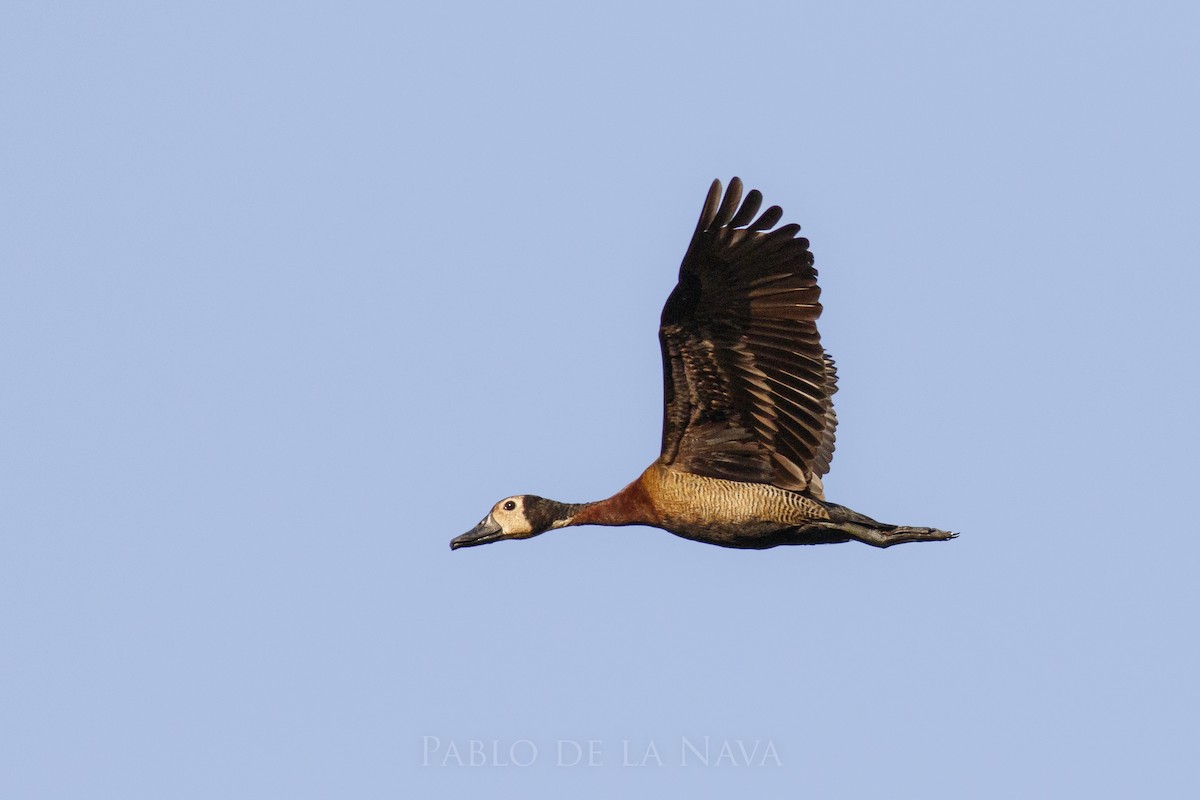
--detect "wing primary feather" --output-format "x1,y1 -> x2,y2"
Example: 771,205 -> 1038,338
728,189 -> 763,228
749,205 -> 783,231
711,177 -> 744,228
680,180 -> 725,270
696,180 -> 723,234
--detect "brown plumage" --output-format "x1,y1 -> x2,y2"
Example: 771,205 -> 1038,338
452,178 -> 955,551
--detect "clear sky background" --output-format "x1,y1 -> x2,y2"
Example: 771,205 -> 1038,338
3,2 -> 1198,798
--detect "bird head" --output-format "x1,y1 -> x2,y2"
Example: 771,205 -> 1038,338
451,495 -> 562,550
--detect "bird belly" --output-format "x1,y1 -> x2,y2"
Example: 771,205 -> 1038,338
641,464 -> 830,544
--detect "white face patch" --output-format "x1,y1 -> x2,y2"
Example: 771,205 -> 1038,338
491,496 -> 533,537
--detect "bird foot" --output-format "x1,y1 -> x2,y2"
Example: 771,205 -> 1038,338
841,522 -> 958,548
884,526 -> 958,545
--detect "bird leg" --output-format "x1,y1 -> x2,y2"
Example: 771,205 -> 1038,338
833,521 -> 958,548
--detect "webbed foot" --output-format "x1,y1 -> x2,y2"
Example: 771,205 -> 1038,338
842,523 -> 958,548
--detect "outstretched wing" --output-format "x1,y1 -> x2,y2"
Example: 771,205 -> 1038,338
658,178 -> 838,496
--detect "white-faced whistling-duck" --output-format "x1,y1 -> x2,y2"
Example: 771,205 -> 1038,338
452,178 -> 956,551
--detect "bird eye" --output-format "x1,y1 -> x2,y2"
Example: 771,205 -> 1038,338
503,500 -> 516,511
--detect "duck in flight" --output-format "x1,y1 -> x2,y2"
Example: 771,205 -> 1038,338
452,178 -> 955,551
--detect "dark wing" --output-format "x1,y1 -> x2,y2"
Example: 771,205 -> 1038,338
658,178 -> 838,496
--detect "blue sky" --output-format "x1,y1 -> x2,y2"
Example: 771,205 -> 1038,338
3,2 -> 1198,798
